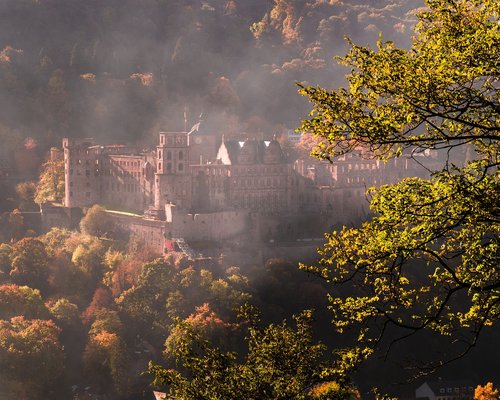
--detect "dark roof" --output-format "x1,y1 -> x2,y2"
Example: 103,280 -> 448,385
216,139 -> 241,165
218,138 -> 284,165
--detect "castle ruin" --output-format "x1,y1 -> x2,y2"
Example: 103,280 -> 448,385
59,125 -> 434,255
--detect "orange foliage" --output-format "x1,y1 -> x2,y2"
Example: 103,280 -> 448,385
185,303 -> 231,332
92,330 -> 119,349
0,46 -> 23,64
475,383 -> 499,400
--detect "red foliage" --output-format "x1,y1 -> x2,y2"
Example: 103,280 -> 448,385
81,287 -> 113,325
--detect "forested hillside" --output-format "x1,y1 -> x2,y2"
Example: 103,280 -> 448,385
0,0 -> 419,161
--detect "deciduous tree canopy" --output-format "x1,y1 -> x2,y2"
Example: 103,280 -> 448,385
0,316 -> 64,394
149,307 -> 358,400
299,0 -> 499,378
34,157 -> 64,204
9,238 -> 49,291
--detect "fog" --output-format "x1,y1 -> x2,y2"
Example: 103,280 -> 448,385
0,0 -> 419,151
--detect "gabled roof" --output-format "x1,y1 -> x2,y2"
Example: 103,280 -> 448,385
216,139 -> 241,165
216,138 -> 285,165
153,390 -> 167,400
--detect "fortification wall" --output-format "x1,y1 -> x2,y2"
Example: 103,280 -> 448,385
40,204 -> 83,232
168,210 -> 248,242
107,211 -> 166,255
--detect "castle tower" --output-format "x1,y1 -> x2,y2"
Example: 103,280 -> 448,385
154,132 -> 191,210
63,138 -> 101,208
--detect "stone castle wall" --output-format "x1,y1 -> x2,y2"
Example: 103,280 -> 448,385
166,207 -> 249,242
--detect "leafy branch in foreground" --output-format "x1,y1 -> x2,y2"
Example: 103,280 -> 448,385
149,306 -> 359,400
299,0 -> 499,379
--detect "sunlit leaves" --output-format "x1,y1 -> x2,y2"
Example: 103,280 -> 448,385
299,0 -> 499,378
34,158 -> 64,204
149,308 -> 350,400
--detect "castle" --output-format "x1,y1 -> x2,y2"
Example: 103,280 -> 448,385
60,125 -> 433,254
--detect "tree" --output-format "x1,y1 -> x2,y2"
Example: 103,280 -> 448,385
299,0 -> 499,379
9,238 -> 49,291
48,297 -> 79,326
0,316 -> 64,396
118,258 -> 251,335
40,227 -> 72,257
6,209 -> 25,241
117,258 -> 179,330
81,287 -> 114,325
0,284 -> 49,320
149,307 -> 355,400
0,243 -> 12,276
474,383 -> 499,400
80,205 -> 115,237
71,235 -> 106,277
15,181 -> 37,211
83,310 -> 129,396
34,157 -> 65,204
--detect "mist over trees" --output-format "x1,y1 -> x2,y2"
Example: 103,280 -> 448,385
0,0 -> 421,156
0,227 -> 336,399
